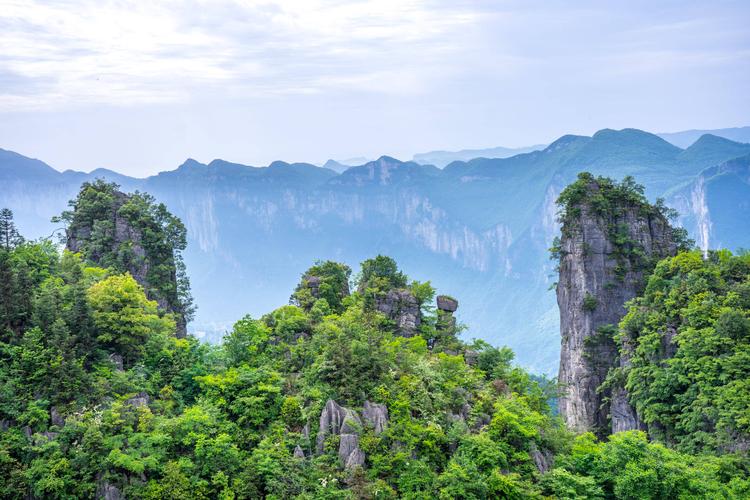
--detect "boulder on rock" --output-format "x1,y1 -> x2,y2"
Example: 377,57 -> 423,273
436,295 -> 458,312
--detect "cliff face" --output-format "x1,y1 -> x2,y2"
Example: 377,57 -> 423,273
556,177 -> 679,435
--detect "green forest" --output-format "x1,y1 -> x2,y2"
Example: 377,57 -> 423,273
0,181 -> 749,499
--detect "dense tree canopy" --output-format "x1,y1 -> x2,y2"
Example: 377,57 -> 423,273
56,180 -> 194,330
618,249 -> 750,453
0,205 -> 748,499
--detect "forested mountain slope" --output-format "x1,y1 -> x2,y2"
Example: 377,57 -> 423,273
1,128 -> 749,374
1,179 -> 749,498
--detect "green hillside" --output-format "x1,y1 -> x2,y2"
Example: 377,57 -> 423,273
1,195 -> 749,498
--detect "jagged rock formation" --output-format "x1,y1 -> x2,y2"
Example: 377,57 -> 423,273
64,181 -> 190,336
316,400 -> 366,469
530,443 -> 554,474
362,401 -> 388,435
304,275 -> 323,299
374,289 -> 421,337
96,480 -> 123,500
316,399 -> 390,470
556,175 -> 680,435
302,274 -> 350,302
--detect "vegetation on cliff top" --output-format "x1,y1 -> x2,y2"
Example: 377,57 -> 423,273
551,172 -> 692,266
55,179 -> 194,326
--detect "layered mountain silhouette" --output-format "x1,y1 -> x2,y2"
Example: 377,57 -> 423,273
412,144 -> 546,167
657,125 -> 750,148
2,127 -> 749,374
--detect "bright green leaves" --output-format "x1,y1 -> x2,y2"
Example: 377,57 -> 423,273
620,250 -> 750,452
88,273 -> 175,367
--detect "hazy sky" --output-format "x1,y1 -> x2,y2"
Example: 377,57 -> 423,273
1,0 -> 748,177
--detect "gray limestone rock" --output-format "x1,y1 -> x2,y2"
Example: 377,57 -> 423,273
50,406 -> 65,427
344,447 -> 366,469
463,349 -> 479,366
436,295 -> 458,312
293,445 -> 305,459
316,399 -> 366,470
530,443 -> 554,474
557,181 -> 678,435
362,401 -> 388,434
338,434 -> 360,464
610,387 -> 646,434
125,392 -> 150,408
305,275 -> 322,298
96,481 -> 123,500
375,289 -> 421,337
108,353 -> 124,371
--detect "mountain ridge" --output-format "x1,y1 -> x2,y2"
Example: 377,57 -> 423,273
2,127 -> 750,374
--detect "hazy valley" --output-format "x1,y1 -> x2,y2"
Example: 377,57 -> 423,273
3,126 -> 749,374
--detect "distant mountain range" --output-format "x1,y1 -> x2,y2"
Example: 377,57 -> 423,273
412,144 -> 547,168
657,125 -> 750,148
2,127 -> 749,375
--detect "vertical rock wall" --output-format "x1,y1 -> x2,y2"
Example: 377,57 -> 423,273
557,181 -> 678,435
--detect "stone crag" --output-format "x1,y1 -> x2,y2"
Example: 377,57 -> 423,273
374,289 -> 421,337
65,183 -> 189,336
316,399 -> 389,471
556,176 -> 679,435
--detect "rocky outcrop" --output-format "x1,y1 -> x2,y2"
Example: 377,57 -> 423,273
302,274 -> 350,301
436,295 -> 459,338
125,392 -> 150,408
50,407 -> 65,427
463,349 -> 479,366
530,443 -> 554,474
362,401 -> 388,434
304,275 -> 323,299
316,399 -> 390,470
557,178 -> 678,435
109,353 -> 124,371
375,289 -> 421,337
96,480 -> 123,500
66,185 -> 188,336
316,400 -> 366,469
610,387 -> 644,433
436,295 -> 458,312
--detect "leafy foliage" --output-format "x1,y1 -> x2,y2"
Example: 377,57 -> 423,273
55,180 -> 194,326
619,249 -> 750,453
0,205 -> 747,498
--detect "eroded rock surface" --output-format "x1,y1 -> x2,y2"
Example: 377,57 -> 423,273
362,401 -> 388,435
316,400 -> 366,469
375,289 -> 421,337
557,181 -> 678,435
66,187 -> 187,336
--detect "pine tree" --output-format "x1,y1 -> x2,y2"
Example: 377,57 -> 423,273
0,209 -> 24,250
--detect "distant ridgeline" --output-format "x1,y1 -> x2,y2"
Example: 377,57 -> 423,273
0,178 -> 749,498
2,128 -> 750,375
555,172 -> 750,454
56,180 -> 194,336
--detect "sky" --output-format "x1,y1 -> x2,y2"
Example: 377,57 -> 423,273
1,0 -> 748,177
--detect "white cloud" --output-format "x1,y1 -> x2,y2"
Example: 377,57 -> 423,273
0,0 -> 479,110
